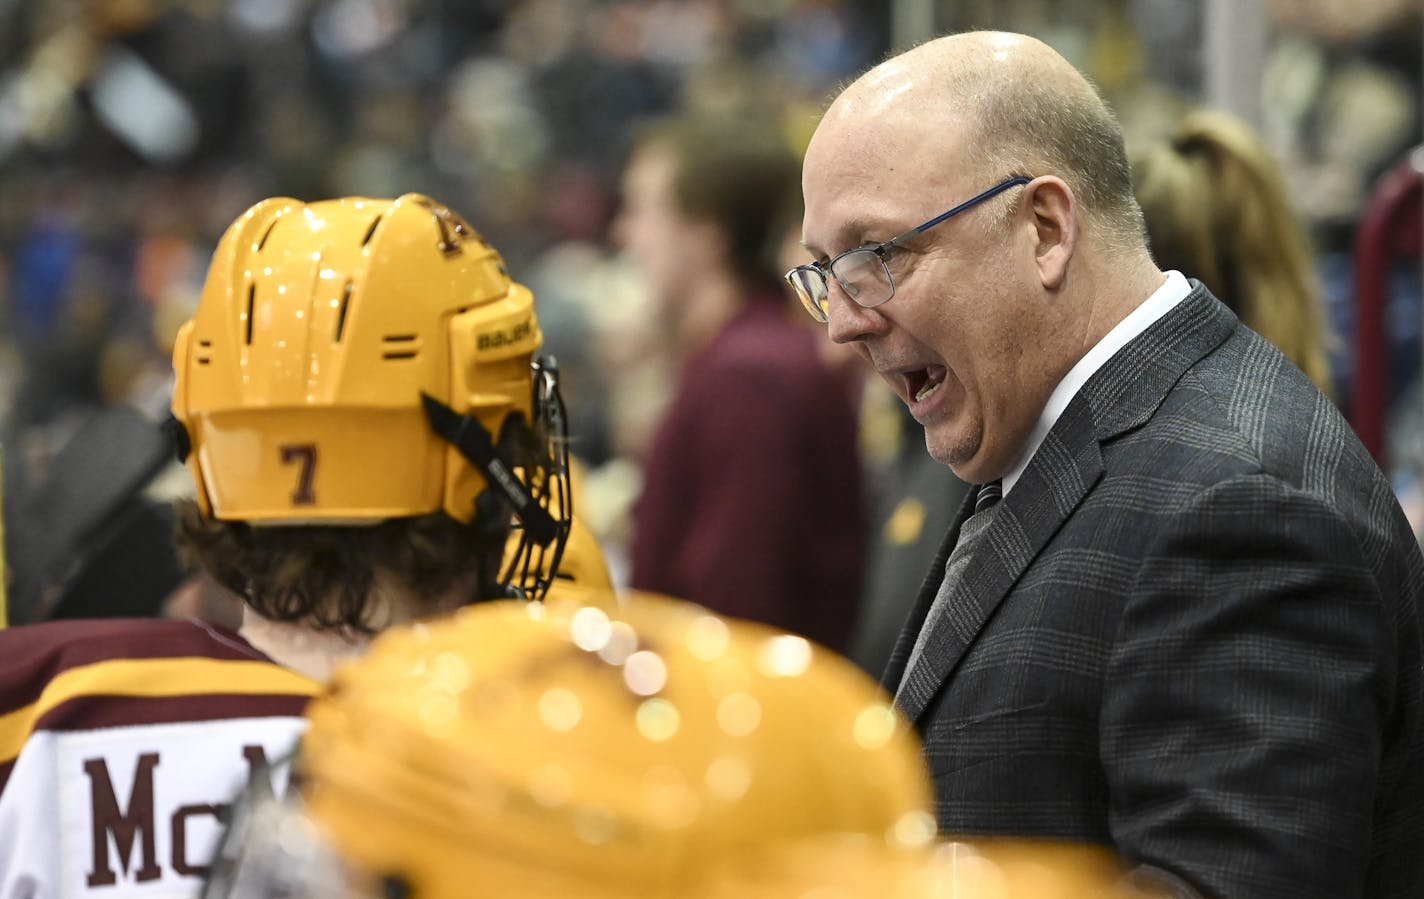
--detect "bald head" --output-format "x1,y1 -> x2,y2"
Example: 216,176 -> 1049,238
799,32 -> 1164,483
827,32 -> 1066,120
817,31 -> 1144,247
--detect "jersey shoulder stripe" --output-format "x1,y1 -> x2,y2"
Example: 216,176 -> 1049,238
0,617 -> 280,713
0,656 -> 319,764
0,621 -> 320,772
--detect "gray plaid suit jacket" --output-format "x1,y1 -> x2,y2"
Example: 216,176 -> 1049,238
883,284 -> 1424,899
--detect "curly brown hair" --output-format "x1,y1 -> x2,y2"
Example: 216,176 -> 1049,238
175,500 -> 507,633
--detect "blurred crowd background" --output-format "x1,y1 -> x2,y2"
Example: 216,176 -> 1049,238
0,0 -> 1420,608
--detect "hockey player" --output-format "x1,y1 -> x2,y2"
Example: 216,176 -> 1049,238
0,193 -> 589,896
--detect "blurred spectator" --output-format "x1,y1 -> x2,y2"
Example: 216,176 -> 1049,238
617,115 -> 866,653
1132,109 -> 1336,396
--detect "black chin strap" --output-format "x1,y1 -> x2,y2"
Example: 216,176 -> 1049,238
163,414 -> 192,463
420,393 -> 558,546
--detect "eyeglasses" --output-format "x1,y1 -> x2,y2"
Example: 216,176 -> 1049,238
785,175 -> 1031,323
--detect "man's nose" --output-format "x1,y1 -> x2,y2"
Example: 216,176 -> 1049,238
825,281 -> 888,344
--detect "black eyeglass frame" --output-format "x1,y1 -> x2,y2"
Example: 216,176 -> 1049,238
785,175 -> 1032,323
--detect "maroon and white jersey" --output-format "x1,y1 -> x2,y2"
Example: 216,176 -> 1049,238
0,618 -> 320,897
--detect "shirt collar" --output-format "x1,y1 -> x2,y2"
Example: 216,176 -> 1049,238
1001,270 -> 1192,496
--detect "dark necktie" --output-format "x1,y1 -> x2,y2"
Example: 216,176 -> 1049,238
974,480 -> 1002,513
896,477 -> 1004,694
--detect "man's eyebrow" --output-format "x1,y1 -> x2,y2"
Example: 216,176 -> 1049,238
802,218 -> 884,258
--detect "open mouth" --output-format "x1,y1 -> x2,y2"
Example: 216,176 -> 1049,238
906,365 -> 948,403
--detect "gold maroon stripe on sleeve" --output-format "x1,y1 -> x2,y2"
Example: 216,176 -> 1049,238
0,657 -> 320,766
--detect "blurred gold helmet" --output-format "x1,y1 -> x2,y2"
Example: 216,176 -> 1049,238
205,593 -> 935,898
693,836 -> 1159,899
171,193 -> 571,595
690,833 -> 934,899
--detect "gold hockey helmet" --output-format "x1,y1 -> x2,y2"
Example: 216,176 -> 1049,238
205,593 -> 935,897
171,194 -> 571,595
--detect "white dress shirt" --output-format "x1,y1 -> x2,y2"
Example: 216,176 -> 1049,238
1002,271 -> 1193,496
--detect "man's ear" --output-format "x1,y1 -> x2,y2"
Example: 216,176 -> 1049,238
1025,176 -> 1076,290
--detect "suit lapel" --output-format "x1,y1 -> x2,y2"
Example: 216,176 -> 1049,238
1078,283 -> 1237,438
896,406 -> 1104,724
893,283 -> 1239,725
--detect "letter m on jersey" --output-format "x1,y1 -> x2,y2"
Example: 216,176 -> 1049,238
84,754 -> 161,886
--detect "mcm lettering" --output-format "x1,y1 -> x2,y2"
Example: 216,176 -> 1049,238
478,321 -> 531,352
84,744 -> 278,886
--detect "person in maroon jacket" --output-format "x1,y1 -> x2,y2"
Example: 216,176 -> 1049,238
617,116 -> 867,654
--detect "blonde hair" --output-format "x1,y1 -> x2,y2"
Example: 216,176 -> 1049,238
1132,110 -> 1334,396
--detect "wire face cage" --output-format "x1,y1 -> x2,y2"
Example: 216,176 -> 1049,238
502,354 -> 573,600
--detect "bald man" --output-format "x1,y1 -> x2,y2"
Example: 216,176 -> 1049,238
786,31 -> 1424,899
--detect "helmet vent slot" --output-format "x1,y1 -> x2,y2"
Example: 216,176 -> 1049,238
256,218 -> 278,251
334,280 -> 353,342
196,338 -> 212,365
361,216 -> 382,247
243,284 -> 255,344
381,334 -> 418,360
